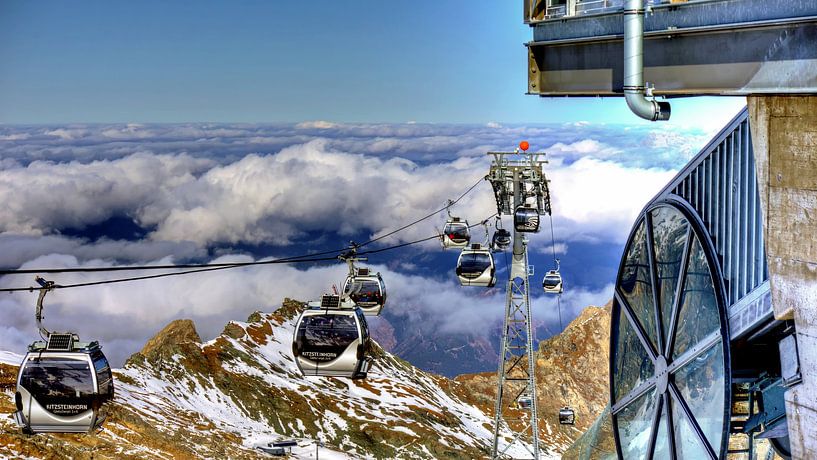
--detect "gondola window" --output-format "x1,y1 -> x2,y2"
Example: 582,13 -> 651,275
296,316 -> 359,362
21,358 -> 95,415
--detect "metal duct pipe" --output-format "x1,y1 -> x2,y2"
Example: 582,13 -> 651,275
624,0 -> 671,121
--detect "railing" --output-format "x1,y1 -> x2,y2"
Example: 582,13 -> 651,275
545,4 -> 566,19
576,0 -> 623,17
528,0 -> 708,22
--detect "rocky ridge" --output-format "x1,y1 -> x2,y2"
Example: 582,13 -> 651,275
0,298 -> 546,459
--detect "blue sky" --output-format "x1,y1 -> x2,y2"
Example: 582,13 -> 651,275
0,0 -> 745,126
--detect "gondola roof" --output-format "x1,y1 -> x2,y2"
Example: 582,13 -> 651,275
27,336 -> 102,353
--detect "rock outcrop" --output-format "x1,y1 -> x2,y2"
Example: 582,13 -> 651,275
454,302 -> 612,454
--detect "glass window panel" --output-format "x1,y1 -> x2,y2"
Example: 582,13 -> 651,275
91,351 -> 113,396
445,223 -> 470,242
616,387 -> 658,460
460,253 -> 492,272
671,395 -> 710,460
613,305 -> 655,402
653,400 -> 670,460
21,356 -> 98,416
566,404 -> 618,460
349,278 -> 383,306
672,341 -> 724,456
544,273 -> 561,287
672,236 -> 719,360
619,219 -> 658,351
296,314 -> 359,362
650,206 -> 689,343
22,357 -> 95,398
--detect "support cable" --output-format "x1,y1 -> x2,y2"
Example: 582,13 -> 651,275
359,176 -> 486,248
0,214 -> 497,293
549,213 -> 564,332
0,176 -> 487,276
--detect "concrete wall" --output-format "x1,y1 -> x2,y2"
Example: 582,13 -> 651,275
749,96 -> 817,460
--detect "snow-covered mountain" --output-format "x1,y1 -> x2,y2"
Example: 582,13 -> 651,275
0,298 -> 553,459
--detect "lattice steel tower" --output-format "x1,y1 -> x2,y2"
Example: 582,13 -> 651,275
487,148 -> 551,459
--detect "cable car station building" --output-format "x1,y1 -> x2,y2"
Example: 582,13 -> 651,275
520,1 -> 817,458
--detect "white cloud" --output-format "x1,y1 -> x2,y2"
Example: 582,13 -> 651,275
0,133 -> 30,141
0,140 -> 494,246
383,268 -> 613,338
295,120 -> 339,129
0,134 -> 677,252
536,243 -> 568,256
546,139 -> 621,160
45,128 -> 89,140
547,157 -> 676,243
100,124 -> 153,139
533,283 -> 614,334
0,153 -> 214,234
0,233 -> 206,268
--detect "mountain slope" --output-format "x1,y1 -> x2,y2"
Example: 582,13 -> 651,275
0,298 -> 542,459
454,302 -> 612,455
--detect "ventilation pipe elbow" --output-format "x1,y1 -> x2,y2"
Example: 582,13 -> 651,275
623,0 -> 670,121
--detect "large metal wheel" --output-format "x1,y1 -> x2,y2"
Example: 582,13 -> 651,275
610,200 -> 731,459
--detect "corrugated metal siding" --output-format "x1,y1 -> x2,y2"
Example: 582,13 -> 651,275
661,108 -> 768,308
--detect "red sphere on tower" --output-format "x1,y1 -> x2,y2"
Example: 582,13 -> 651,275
519,141 -> 530,151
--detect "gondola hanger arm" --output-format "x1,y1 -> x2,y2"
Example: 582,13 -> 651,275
445,199 -> 456,219
34,276 -> 58,339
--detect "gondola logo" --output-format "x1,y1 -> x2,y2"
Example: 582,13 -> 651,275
46,403 -> 88,414
303,351 -> 337,361
522,216 -> 539,230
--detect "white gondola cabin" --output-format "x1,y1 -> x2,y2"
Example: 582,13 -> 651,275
542,270 -> 564,294
456,244 -> 496,288
514,205 -> 540,233
517,395 -> 533,409
559,406 -> 575,425
14,334 -> 114,434
492,228 -> 511,251
441,217 -> 471,249
292,295 -> 372,379
342,268 -> 387,316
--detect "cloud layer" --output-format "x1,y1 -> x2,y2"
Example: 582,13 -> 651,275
0,121 -> 708,367
0,134 -> 681,248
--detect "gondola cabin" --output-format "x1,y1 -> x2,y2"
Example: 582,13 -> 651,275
14,334 -> 114,434
456,244 -> 496,288
342,268 -> 387,316
492,228 -> 511,251
559,407 -> 575,425
542,270 -> 563,294
517,395 -> 533,409
292,295 -> 372,379
441,217 -> 470,249
514,205 -> 540,233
